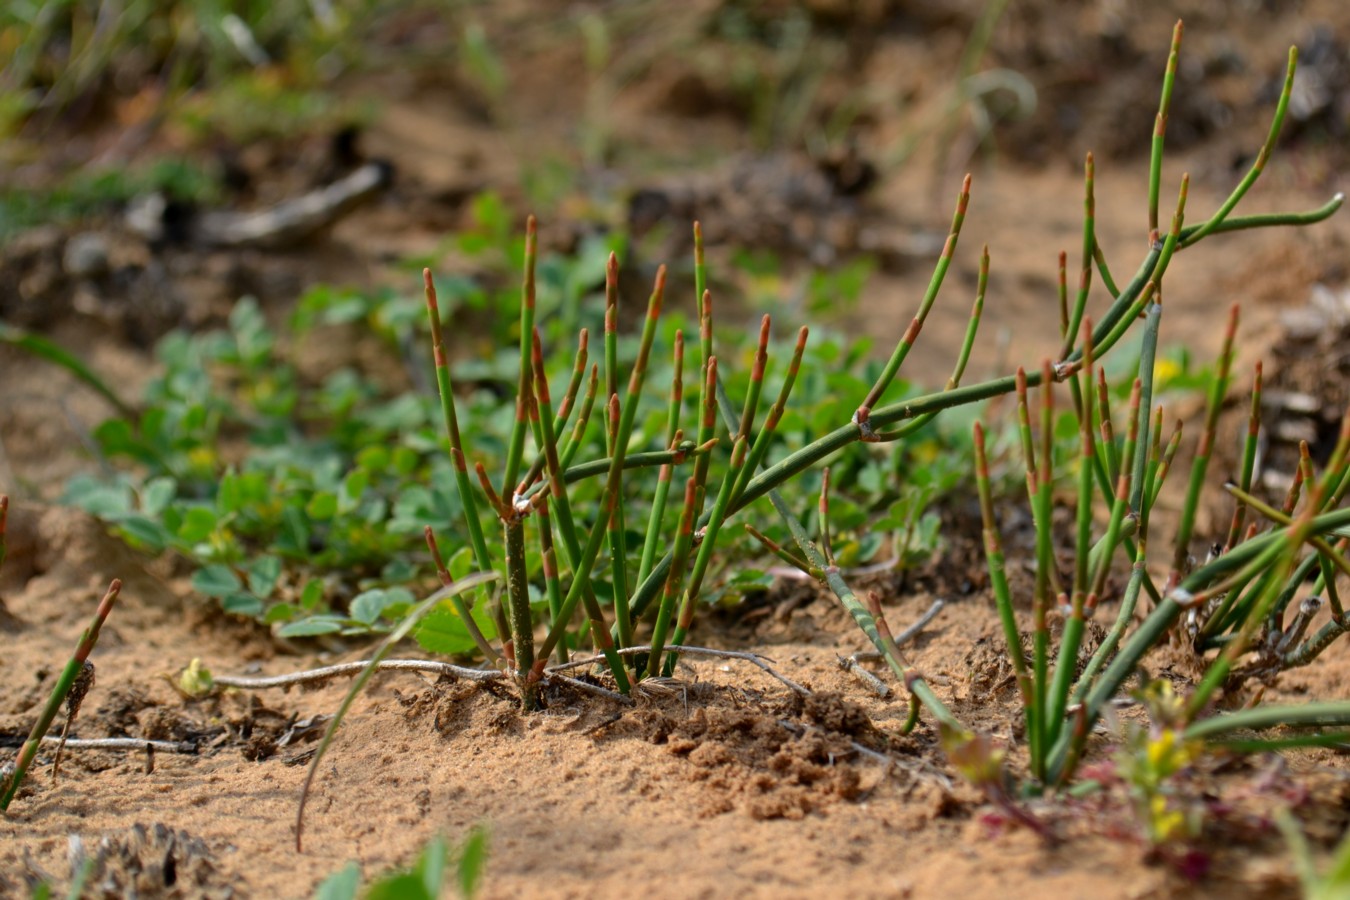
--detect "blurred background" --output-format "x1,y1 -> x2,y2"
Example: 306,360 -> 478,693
1,0 -> 1348,496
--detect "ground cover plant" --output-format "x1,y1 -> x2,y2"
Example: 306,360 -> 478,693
5,11 -> 1350,896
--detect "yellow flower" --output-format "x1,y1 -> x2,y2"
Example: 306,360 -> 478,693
1146,728 -> 1194,776
1149,794 -> 1188,843
1153,357 -> 1182,387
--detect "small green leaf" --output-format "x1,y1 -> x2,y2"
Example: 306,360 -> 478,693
116,515 -> 169,551
364,874 -> 431,900
350,589 -> 392,625
356,446 -> 390,473
457,826 -> 489,899
263,603 -> 298,624
245,555 -> 283,598
177,506 -> 219,543
192,565 -> 242,598
277,616 -> 346,638
140,477 -> 177,516
300,579 -> 325,610
415,834 -> 449,897
221,593 -> 264,617
307,492 -> 338,520
312,861 -> 360,900
414,602 -> 497,656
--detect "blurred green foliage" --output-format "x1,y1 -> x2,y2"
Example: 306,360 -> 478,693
61,196 -> 983,646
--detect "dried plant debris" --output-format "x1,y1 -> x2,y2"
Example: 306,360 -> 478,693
60,823 -> 229,900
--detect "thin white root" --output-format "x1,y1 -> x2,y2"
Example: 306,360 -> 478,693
212,644 -> 811,699
549,645 -> 812,696
212,659 -> 503,690
33,737 -> 196,753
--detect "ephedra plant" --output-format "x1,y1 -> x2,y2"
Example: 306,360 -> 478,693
770,22 -> 1350,801
416,19 -> 1345,739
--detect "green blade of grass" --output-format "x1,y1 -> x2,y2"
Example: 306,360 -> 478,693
0,323 -> 133,418
295,571 -> 499,850
2,579 -> 121,811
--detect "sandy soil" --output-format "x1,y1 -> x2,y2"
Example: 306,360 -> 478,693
3,2 -> 1350,897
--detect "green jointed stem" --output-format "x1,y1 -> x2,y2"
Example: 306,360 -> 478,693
1148,21 -> 1183,238
1225,362 -> 1263,550
1047,326 -> 1099,750
551,444 -> 702,486
770,488 -> 959,730
1221,484 -> 1350,586
424,527 -> 500,665
730,326 -> 809,508
1091,380 -> 1142,603
1057,251 -> 1069,340
1054,503 -> 1350,780
1059,154 -> 1096,360
1184,702 -> 1350,741
818,467 -> 836,566
535,502 -> 567,664
1068,380 -> 1143,712
1129,299 -> 1163,515
1094,243 -> 1121,299
691,289 -> 716,513
744,523 -> 816,576
424,270 -> 494,573
647,479 -> 699,678
876,245 -> 988,442
1147,416 -> 1184,514
559,364 -> 599,470
555,329 -> 589,439
522,341 -> 568,662
1096,370 -> 1119,484
518,329 -> 590,494
1180,193 -> 1343,241
611,266 -> 670,645
1169,304 -> 1240,586
637,333 -> 685,589
503,216 -> 538,496
1073,325 -> 1097,599
533,394 -> 630,691
503,515 -> 535,691
974,422 -> 1036,752
738,316 -> 771,440
1181,46 -> 1297,248
2,579 -> 120,811
424,269 -> 505,641
603,252 -> 620,438
666,434 -> 747,675
1188,532 -> 1303,718
856,174 -> 971,426
1030,361 -> 1055,774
